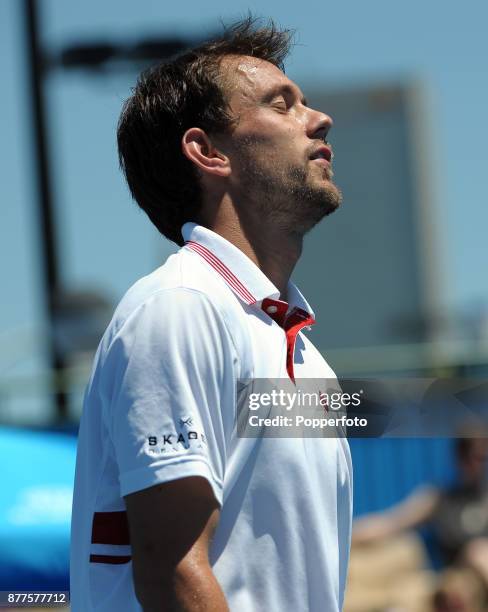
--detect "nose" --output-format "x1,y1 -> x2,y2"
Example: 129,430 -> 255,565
307,108 -> 333,142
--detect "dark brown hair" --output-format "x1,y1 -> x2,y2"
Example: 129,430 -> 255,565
117,16 -> 294,246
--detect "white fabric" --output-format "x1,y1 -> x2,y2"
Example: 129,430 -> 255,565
70,222 -> 353,611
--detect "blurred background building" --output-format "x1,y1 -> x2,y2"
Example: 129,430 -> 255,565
298,83 -> 442,351
1,0 -> 488,609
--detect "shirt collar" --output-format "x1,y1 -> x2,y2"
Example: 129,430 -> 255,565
181,222 -> 315,318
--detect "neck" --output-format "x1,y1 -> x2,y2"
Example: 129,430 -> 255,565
200,195 -> 303,301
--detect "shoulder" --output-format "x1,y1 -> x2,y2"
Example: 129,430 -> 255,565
97,248 -> 249,368
104,250 -> 214,326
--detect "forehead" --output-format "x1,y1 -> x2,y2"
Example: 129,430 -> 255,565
221,55 -> 302,105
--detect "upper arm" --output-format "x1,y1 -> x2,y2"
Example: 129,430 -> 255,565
125,476 -> 221,606
102,288 -> 237,503
104,289 -> 236,610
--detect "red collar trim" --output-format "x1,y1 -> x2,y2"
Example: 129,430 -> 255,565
187,240 -> 316,383
186,240 -> 257,305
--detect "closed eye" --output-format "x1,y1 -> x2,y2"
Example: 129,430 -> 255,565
271,97 -> 288,112
263,84 -> 308,111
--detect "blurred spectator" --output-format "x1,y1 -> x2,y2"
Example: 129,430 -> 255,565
432,567 -> 485,612
352,430 -> 488,610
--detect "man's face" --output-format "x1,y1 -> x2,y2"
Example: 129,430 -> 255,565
218,55 -> 342,234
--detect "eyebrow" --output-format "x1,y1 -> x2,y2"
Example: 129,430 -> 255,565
264,83 -> 308,107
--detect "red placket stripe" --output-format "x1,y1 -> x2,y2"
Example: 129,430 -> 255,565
285,317 -> 315,382
262,299 -> 316,382
186,241 -> 256,305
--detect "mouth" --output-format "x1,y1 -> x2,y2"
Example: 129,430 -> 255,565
309,145 -> 333,167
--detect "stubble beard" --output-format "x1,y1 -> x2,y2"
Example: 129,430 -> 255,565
236,153 -> 342,235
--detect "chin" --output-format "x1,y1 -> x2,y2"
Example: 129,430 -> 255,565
296,193 -> 341,235
318,181 -> 343,215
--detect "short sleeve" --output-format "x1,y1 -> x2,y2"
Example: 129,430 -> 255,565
100,288 -> 238,505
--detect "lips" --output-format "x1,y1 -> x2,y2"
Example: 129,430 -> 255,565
311,157 -> 330,169
310,145 -> 332,162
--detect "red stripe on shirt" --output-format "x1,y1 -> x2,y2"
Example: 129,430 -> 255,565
91,511 -> 130,546
186,241 -> 256,304
89,554 -> 131,564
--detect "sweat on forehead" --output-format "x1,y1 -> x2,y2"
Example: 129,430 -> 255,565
237,61 -> 258,74
219,55 -> 285,96
221,54 -> 268,71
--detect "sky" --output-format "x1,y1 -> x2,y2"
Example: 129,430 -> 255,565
1,0 -> 487,416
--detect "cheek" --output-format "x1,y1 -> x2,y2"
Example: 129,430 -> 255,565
232,123 -> 305,168
261,144 -> 303,172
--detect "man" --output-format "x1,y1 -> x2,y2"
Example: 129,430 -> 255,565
70,17 -> 352,612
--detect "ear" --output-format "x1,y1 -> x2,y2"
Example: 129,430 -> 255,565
181,128 -> 231,178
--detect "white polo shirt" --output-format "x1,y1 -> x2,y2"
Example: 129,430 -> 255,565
70,222 -> 352,612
